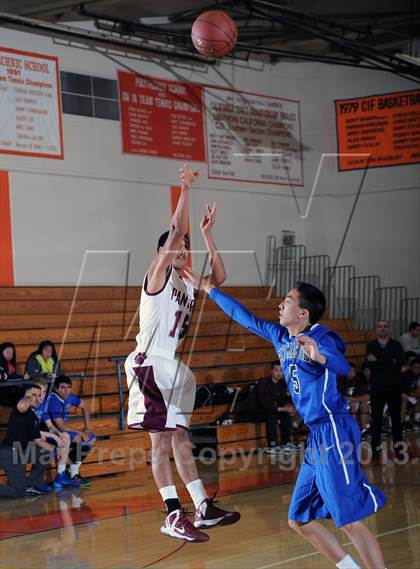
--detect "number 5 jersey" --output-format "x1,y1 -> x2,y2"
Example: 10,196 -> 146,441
208,288 -> 350,428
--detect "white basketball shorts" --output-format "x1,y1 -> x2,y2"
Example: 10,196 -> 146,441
125,351 -> 196,431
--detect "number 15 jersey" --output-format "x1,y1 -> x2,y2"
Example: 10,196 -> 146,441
135,266 -> 195,359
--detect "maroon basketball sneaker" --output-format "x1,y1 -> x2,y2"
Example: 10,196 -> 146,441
160,509 -> 209,542
194,496 -> 241,528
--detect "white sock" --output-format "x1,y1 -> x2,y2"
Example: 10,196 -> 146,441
336,554 -> 361,569
159,485 -> 179,502
186,479 -> 208,509
71,495 -> 84,508
57,463 -> 66,475
58,499 -> 68,512
69,463 -> 81,477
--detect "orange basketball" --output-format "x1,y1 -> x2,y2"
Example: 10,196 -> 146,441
191,10 -> 238,58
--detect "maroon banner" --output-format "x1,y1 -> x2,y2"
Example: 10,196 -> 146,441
118,71 -> 205,161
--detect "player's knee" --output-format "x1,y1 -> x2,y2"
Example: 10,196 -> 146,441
173,427 -> 190,444
288,519 -> 306,532
340,520 -> 362,535
62,432 -> 71,447
151,432 -> 173,454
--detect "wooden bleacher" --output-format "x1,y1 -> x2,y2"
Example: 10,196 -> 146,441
0,285 -> 374,481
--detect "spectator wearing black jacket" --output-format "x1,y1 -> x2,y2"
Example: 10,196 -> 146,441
0,342 -> 22,406
0,383 -> 54,498
366,320 -> 404,460
241,361 -> 296,453
0,342 -> 19,381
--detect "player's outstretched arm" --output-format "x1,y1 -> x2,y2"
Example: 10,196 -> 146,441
183,268 -> 282,343
200,202 -> 226,287
148,164 -> 201,293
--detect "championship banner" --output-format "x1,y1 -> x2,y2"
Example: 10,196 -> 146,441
335,89 -> 420,171
0,47 -> 63,159
118,71 -> 205,162
204,87 -> 303,186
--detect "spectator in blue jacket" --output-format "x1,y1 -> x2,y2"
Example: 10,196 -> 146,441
47,376 -> 95,486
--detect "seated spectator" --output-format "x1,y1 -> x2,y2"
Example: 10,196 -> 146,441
241,360 -> 298,453
0,342 -> 19,381
0,383 -> 54,498
25,340 -> 63,380
0,342 -> 23,407
401,357 -> 420,430
337,362 -> 370,435
402,350 -> 417,373
47,376 -> 95,486
33,379 -> 79,489
399,322 -> 420,356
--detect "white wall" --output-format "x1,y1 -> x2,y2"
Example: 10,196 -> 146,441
1,27 -> 419,294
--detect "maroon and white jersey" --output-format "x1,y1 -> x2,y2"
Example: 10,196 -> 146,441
135,266 -> 195,359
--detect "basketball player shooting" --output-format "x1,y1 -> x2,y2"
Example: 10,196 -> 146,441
183,272 -> 388,569
125,164 -> 240,543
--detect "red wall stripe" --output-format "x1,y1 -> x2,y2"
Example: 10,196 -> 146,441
0,171 -> 15,286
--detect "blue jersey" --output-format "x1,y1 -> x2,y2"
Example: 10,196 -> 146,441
34,399 -> 50,423
47,392 -> 81,423
209,289 -> 350,428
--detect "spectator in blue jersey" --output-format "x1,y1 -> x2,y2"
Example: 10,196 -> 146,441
47,376 -> 95,486
33,379 -> 79,489
25,340 -> 63,380
184,271 -> 387,569
241,361 -> 298,453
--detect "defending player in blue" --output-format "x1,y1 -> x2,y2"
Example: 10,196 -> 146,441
184,272 -> 387,569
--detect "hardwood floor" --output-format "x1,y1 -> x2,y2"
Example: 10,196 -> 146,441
0,434 -> 419,569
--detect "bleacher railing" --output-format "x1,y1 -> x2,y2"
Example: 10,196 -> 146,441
350,275 -> 380,330
299,255 -> 330,291
324,265 -> 356,319
265,236 -> 417,333
375,286 -> 408,338
400,297 -> 420,335
108,356 -> 126,430
275,245 -> 306,296
265,235 -> 278,287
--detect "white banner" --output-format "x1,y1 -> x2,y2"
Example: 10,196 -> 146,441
0,48 -> 63,159
204,87 -> 303,186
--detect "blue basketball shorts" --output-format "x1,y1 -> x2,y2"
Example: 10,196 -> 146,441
68,431 -> 95,443
288,414 -> 386,528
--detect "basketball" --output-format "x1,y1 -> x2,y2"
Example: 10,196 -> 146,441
191,10 -> 238,58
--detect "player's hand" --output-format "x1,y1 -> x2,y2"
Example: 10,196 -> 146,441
200,202 -> 216,235
366,353 -> 377,362
183,268 -> 214,293
297,335 -> 326,364
285,404 -> 296,416
180,163 -> 201,189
